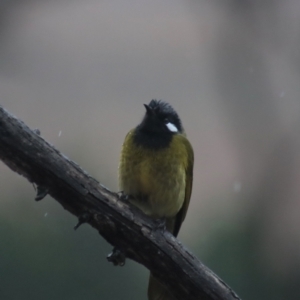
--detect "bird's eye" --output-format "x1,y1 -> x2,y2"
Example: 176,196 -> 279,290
164,117 -> 169,123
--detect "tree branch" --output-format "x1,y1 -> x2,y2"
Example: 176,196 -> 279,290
0,106 -> 241,300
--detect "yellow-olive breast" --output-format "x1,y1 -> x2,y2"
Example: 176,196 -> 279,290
119,130 -> 189,218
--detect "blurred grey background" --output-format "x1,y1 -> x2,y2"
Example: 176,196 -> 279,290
1,1 -> 300,299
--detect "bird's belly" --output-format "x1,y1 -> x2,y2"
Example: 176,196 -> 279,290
120,154 -> 186,218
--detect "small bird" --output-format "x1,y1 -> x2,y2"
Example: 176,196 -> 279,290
119,100 -> 194,300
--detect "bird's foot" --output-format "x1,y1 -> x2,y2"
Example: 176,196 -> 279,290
33,128 -> 41,135
117,191 -> 130,202
153,217 -> 167,232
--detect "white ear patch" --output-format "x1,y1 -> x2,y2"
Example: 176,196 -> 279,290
166,122 -> 178,133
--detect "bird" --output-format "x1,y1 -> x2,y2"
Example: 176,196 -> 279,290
119,99 -> 194,300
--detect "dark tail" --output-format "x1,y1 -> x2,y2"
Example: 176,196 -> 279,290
148,273 -> 177,300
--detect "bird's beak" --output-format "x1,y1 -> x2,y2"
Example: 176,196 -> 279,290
144,104 -> 153,115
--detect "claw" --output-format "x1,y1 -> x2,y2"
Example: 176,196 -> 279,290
74,212 -> 92,230
33,128 -> 41,135
35,185 -> 49,201
154,217 -> 166,232
107,247 -> 126,266
117,191 -> 129,202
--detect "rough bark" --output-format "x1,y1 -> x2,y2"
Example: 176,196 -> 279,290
0,106 -> 241,300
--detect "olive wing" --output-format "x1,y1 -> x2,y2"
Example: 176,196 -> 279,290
173,135 -> 194,237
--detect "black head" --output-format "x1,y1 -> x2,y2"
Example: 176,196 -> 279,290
133,100 -> 183,149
